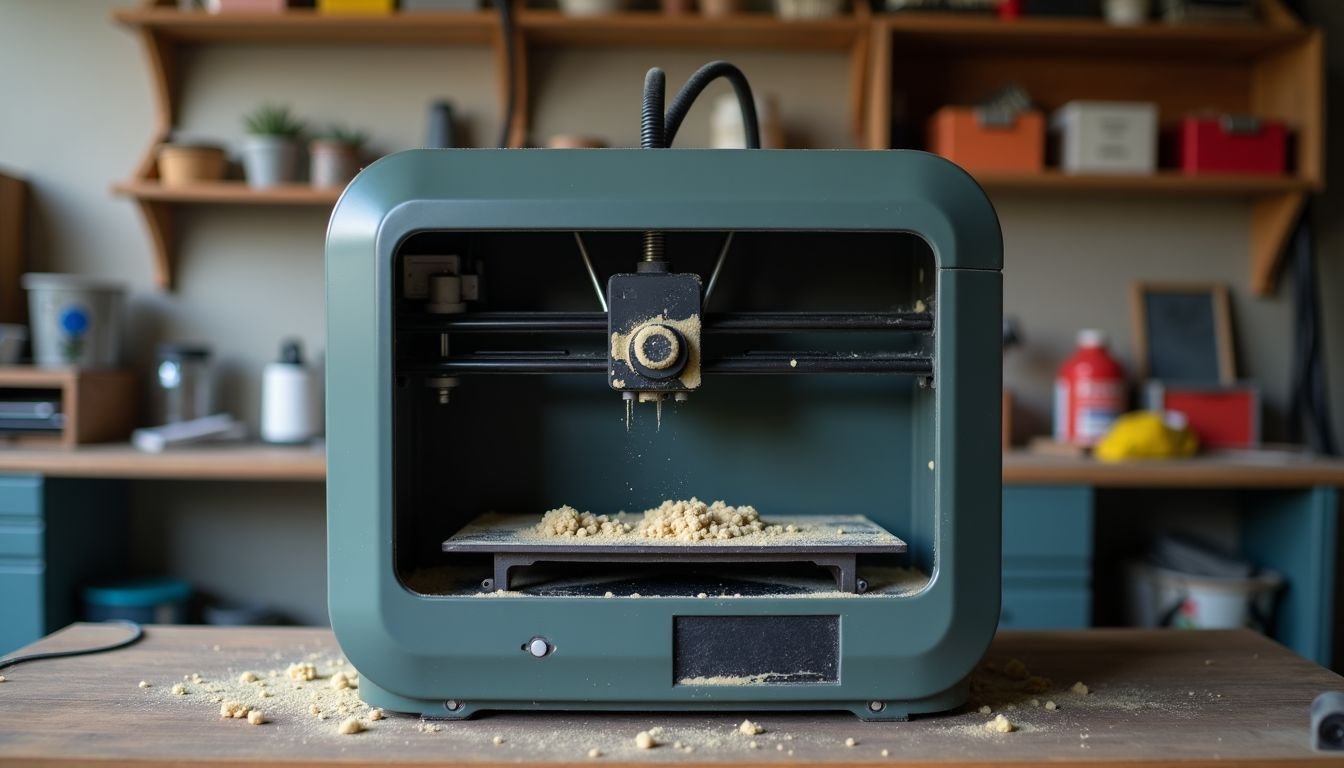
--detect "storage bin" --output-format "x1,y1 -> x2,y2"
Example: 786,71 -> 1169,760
22,273 -> 126,368
1177,115 -> 1287,175
1125,562 -> 1282,632
317,0 -> 394,12
83,578 -> 192,625
157,144 -> 226,187
927,107 -> 1044,173
1052,100 -> 1157,174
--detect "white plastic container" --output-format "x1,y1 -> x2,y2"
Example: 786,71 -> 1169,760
712,93 -> 785,149
1052,101 -> 1158,175
557,0 -> 623,16
21,273 -> 126,368
261,339 -> 319,444
1104,0 -> 1149,25
1125,561 -> 1283,631
0,324 -> 26,365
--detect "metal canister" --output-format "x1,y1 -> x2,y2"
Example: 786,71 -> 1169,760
155,343 -> 213,425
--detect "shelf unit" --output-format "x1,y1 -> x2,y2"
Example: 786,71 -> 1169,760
0,443 -> 325,481
112,0 -> 1321,294
866,0 -> 1323,296
111,0 -> 872,287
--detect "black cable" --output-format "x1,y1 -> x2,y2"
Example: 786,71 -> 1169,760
0,620 -> 144,672
495,0 -> 517,149
663,60 -> 760,149
1288,207 -> 1339,454
641,68 -> 665,151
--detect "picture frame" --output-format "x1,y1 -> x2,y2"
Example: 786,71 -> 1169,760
1130,282 -> 1236,385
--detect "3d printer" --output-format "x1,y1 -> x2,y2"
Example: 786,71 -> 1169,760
327,65 -> 1002,721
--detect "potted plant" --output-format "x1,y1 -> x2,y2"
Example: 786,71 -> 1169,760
310,125 -> 368,188
240,104 -> 306,188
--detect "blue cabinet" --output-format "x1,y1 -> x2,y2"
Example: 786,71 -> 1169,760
1001,486 -> 1093,629
0,476 -> 127,655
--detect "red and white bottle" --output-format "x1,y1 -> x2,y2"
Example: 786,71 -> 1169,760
1054,329 -> 1126,446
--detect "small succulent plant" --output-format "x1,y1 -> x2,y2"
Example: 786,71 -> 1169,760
243,103 -> 306,138
315,124 -> 370,148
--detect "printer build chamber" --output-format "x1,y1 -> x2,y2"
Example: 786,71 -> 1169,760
326,149 -> 1002,720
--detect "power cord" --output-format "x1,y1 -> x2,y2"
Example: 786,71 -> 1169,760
0,620 -> 144,672
496,0 -> 517,148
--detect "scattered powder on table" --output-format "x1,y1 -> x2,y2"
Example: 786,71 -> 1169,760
977,705 -> 991,714
588,748 -> 602,758
1045,700 -> 1058,711
493,735 -> 505,745
845,737 -> 857,747
738,719 -> 764,735
634,731 -> 656,749
338,717 -> 364,735
247,710 -> 267,725
985,714 -> 1015,733
881,748 -> 890,756
369,708 -> 384,721
171,684 -> 188,696
330,672 -> 355,690
1072,681 -> 1090,695
138,681 -> 151,689
239,671 -> 258,683
287,662 -> 317,681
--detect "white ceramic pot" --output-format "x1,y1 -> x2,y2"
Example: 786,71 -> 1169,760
240,135 -> 301,188
1104,0 -> 1149,25
558,0 -> 623,16
21,273 -> 126,368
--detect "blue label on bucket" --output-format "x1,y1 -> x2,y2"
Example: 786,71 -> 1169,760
58,303 -> 90,363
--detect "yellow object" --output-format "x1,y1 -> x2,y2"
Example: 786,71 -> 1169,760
317,0 -> 395,13
1094,411 -> 1198,463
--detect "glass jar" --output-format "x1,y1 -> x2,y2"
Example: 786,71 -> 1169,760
155,343 -> 213,425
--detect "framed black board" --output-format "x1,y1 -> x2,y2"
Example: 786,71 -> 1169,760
1130,282 -> 1235,384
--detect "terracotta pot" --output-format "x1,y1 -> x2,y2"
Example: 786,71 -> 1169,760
157,144 -> 227,187
309,141 -> 362,188
206,0 -> 288,12
699,0 -> 739,17
661,0 -> 696,14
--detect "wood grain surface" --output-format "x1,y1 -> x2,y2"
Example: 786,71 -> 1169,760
0,624 -> 1340,767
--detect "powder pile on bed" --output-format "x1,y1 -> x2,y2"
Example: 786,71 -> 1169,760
535,498 -> 801,542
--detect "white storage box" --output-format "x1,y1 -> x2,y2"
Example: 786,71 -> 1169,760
1052,101 -> 1158,174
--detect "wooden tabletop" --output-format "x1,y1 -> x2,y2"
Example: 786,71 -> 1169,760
0,624 -> 1340,767
0,443 -> 326,482
1002,450 -> 1344,488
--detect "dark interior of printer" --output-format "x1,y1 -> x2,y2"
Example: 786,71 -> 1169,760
392,230 -> 938,597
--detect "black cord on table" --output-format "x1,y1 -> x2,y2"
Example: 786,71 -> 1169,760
0,620 -> 144,672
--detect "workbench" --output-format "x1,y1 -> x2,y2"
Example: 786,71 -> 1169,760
0,450 -> 1339,665
0,624 -> 1340,766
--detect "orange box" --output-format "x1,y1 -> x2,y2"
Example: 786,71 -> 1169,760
927,107 -> 1045,173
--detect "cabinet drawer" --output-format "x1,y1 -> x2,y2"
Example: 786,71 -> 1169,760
0,561 -> 45,656
0,519 -> 42,558
1000,585 -> 1090,629
1003,486 -> 1093,561
0,475 -> 42,519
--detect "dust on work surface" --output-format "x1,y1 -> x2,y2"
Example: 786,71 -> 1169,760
126,635 -> 1221,763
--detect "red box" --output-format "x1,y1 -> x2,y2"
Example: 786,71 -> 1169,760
1144,382 -> 1260,449
927,107 -> 1044,174
1178,115 -> 1287,175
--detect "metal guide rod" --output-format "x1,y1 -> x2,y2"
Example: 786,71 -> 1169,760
399,311 -> 934,333
406,352 -> 933,375
572,233 -> 608,312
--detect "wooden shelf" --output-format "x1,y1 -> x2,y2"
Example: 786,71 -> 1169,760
113,180 -> 341,206
881,12 -> 1311,60
1003,450 -> 1344,489
866,0 -> 1322,296
0,442 -> 325,482
972,171 -> 1316,197
112,7 -> 497,44
519,11 -> 864,50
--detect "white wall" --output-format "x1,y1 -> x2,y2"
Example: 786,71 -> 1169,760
1,0 -> 1337,624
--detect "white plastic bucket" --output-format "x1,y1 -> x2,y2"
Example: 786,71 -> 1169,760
1125,562 -> 1283,631
22,273 -> 126,368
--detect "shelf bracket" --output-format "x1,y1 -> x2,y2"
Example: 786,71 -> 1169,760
1250,191 -> 1306,297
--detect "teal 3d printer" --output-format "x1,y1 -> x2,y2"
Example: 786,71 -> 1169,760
326,64 -> 1003,721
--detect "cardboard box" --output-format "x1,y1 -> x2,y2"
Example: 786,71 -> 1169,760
927,107 -> 1044,173
1052,101 -> 1158,175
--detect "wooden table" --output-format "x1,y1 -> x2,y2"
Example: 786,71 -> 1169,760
1,625 -> 1341,767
